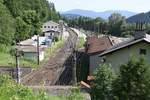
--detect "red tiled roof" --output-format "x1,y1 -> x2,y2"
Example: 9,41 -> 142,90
85,36 -> 113,54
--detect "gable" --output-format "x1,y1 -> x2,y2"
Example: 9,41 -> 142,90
99,38 -> 150,56
102,40 -> 150,57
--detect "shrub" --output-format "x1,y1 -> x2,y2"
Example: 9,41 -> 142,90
91,64 -> 116,100
112,57 -> 150,100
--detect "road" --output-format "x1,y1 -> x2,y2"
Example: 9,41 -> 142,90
21,28 -> 78,86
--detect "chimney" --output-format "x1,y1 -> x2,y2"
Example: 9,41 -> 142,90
134,22 -> 146,39
134,30 -> 146,39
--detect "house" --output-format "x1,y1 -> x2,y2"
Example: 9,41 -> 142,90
42,21 -> 60,32
42,21 -> 61,38
17,35 -> 52,61
16,46 -> 45,61
85,35 -> 129,75
19,35 -> 52,47
44,30 -> 60,39
19,39 -> 36,46
99,30 -> 150,72
85,36 -> 113,75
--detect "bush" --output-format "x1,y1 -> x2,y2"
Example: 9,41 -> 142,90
53,37 -> 59,42
91,64 -> 116,100
112,57 -> 150,100
66,88 -> 83,100
0,44 -> 11,53
0,74 -> 84,100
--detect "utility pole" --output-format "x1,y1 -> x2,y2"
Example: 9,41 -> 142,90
15,49 -> 20,84
37,35 -> 40,65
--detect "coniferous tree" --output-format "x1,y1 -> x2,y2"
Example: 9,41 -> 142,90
113,57 -> 150,100
91,64 -> 116,100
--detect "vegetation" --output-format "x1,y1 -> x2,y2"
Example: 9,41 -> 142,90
108,13 -> 126,36
0,0 -> 61,67
0,52 -> 37,68
113,57 -> 150,100
44,39 -> 65,61
0,0 -> 60,45
91,64 -> 116,100
62,16 -> 107,35
62,12 -> 150,37
76,37 -> 85,49
0,74 -> 83,100
0,45 -> 37,67
127,11 -> 150,23
91,57 -> 150,100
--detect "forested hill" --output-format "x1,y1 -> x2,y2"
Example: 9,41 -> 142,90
127,11 -> 150,23
0,0 -> 60,45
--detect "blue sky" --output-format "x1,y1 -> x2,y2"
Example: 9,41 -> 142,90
49,0 -> 150,13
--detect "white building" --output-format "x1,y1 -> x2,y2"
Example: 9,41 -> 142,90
19,35 -> 52,47
42,21 -> 61,38
16,46 -> 45,61
42,21 -> 60,32
99,31 -> 150,72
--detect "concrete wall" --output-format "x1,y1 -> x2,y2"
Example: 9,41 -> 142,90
30,86 -> 91,100
101,41 -> 150,71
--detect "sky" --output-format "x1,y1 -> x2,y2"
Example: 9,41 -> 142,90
49,0 -> 150,13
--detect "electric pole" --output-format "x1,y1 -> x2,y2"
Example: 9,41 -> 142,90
37,35 -> 40,65
15,49 -> 20,84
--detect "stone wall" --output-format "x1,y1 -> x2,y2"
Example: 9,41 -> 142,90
30,86 -> 91,100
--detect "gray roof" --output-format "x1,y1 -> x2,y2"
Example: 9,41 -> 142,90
16,46 -> 44,53
43,21 -> 59,26
99,34 -> 150,56
19,39 -> 35,46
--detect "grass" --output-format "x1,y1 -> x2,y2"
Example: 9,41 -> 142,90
0,52 -> 38,68
0,39 -> 65,68
0,74 -> 84,100
76,37 -> 85,49
44,39 -> 65,61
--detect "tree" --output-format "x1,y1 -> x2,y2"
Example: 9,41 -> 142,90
15,17 -> 31,42
23,10 -> 41,36
91,64 -> 116,100
0,1 -> 15,45
113,57 -> 150,100
0,0 -> 60,47
108,13 -> 126,36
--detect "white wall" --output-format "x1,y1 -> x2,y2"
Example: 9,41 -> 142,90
101,41 -> 150,72
42,22 -> 59,32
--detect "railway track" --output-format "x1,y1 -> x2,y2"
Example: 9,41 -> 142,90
21,28 -> 78,86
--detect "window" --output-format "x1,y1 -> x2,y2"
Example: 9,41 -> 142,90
140,49 -> 147,55
48,26 -> 50,28
44,26 -> 46,28
101,57 -> 106,63
51,26 -> 54,28
55,26 -> 57,28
